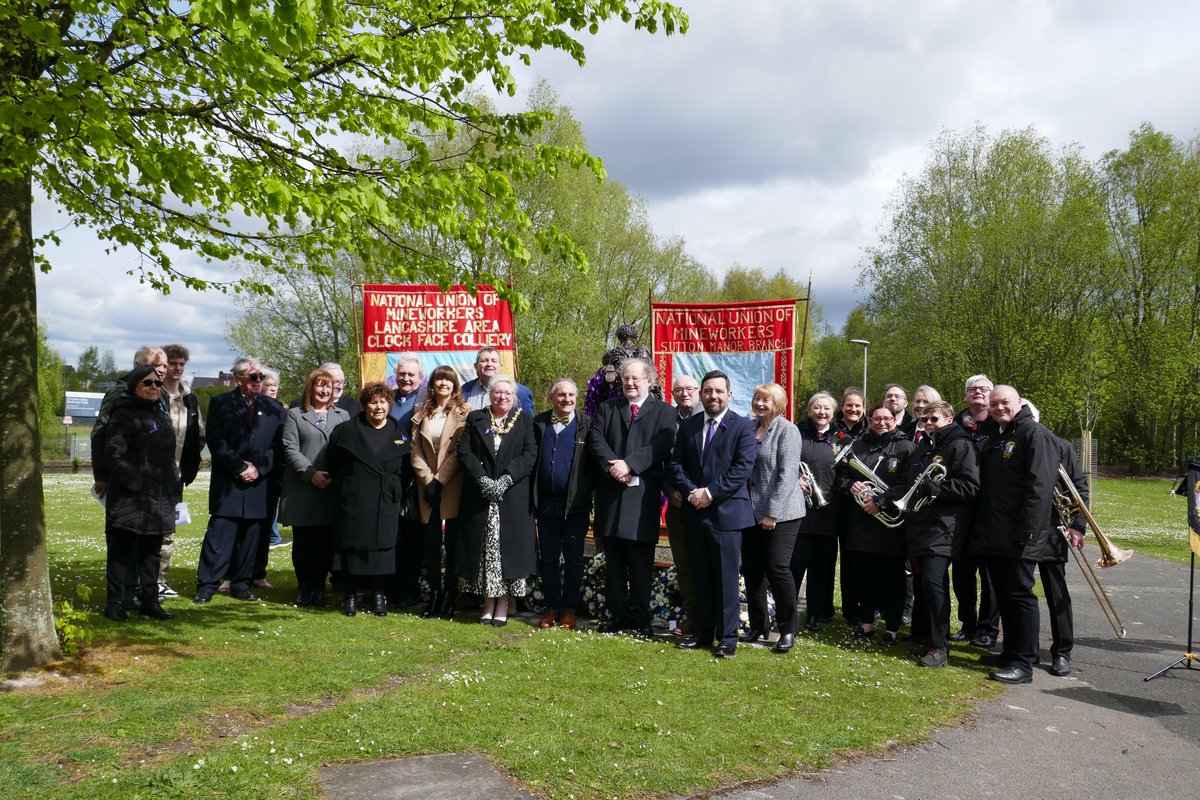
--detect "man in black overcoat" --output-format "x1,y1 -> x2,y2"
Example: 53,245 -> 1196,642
194,357 -> 286,603
971,385 -> 1058,684
588,357 -> 675,636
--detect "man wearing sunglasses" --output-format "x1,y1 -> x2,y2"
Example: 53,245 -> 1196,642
194,357 -> 287,604
884,401 -> 979,667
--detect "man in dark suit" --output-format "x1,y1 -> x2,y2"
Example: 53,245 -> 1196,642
532,378 -> 597,630
588,357 -> 675,636
669,369 -> 756,658
194,357 -> 287,604
461,347 -> 534,415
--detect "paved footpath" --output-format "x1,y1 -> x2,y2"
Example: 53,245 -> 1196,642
322,549 -> 1200,800
716,548 -> 1200,800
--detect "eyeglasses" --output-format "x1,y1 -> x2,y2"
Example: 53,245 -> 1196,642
244,373 -> 265,382
141,379 -> 164,388
920,415 -> 942,423
869,416 -> 895,424
967,385 -> 992,394
673,387 -> 698,395
332,380 -> 346,388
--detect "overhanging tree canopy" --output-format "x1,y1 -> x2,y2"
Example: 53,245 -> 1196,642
0,0 -> 686,670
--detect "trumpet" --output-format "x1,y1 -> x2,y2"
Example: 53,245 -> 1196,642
845,453 -> 903,528
799,461 -> 828,509
1054,464 -> 1131,638
892,462 -> 948,515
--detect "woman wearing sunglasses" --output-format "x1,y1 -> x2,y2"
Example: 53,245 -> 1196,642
100,365 -> 180,621
882,401 -> 979,667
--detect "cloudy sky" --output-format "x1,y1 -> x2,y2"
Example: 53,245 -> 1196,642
35,0 -> 1200,382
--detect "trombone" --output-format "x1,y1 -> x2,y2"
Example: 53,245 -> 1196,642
1054,465 -> 1131,639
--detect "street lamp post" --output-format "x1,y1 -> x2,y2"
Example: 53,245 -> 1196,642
849,339 -> 870,399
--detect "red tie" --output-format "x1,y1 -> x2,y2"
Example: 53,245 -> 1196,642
630,403 -> 639,422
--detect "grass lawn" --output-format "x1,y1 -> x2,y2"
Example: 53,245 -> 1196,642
2,472 -> 1187,799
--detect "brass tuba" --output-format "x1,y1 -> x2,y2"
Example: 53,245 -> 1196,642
892,461 -> 948,515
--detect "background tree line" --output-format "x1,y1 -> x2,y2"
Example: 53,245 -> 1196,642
850,122 -> 1200,473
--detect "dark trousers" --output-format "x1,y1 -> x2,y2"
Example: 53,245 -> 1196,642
664,501 -> 697,620
952,553 -> 999,636
106,528 -> 163,608
742,519 -> 800,635
393,517 -> 424,600
848,551 -> 907,632
989,556 -> 1039,670
791,532 -> 837,622
197,516 -> 264,595
421,509 -> 459,599
839,535 -> 862,625
914,555 -> 952,651
291,525 -> 334,585
603,537 -> 656,630
1039,560 -> 1073,659
688,521 -> 743,646
536,504 -> 589,611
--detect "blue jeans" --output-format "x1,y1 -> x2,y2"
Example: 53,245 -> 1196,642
536,505 -> 589,611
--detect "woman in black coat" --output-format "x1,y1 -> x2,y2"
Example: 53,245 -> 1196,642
455,378 -> 537,626
324,382 -> 411,618
836,400 -> 916,644
882,400 -> 979,666
102,365 -> 180,621
792,391 -> 850,632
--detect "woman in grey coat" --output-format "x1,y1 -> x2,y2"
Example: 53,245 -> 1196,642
280,368 -> 350,606
741,383 -> 806,653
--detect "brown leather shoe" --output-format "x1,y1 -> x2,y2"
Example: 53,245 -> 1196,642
539,610 -> 559,629
672,617 -> 694,637
560,609 -> 577,630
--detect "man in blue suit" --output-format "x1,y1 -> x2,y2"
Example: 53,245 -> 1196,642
669,369 -> 756,657
194,357 -> 286,604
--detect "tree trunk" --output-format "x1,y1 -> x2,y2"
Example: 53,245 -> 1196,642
0,168 -> 61,671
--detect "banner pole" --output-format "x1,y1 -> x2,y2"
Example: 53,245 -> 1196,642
351,283 -> 365,391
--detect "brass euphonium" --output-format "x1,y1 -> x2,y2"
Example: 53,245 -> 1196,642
1054,464 -> 1130,639
844,453 -> 904,528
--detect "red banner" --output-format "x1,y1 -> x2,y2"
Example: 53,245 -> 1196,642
361,284 -> 515,353
652,299 -> 796,419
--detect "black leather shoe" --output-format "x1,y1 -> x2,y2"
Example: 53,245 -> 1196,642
231,590 -> 258,602
597,620 -> 623,634
773,633 -> 795,653
676,636 -> 711,650
739,628 -> 766,643
989,665 -> 1033,684
437,591 -> 456,619
804,617 -> 820,633
713,641 -> 737,659
979,651 -> 1011,667
137,603 -> 175,620
969,632 -> 997,648
341,593 -> 357,617
421,592 -> 440,619
949,629 -> 973,642
1050,656 -> 1071,676
103,605 -> 129,622
373,592 -> 388,617
192,593 -> 213,605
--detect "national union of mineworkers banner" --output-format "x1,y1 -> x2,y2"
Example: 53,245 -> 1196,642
652,299 -> 796,419
359,284 -> 517,387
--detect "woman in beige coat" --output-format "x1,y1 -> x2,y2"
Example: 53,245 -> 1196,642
411,365 -> 470,618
